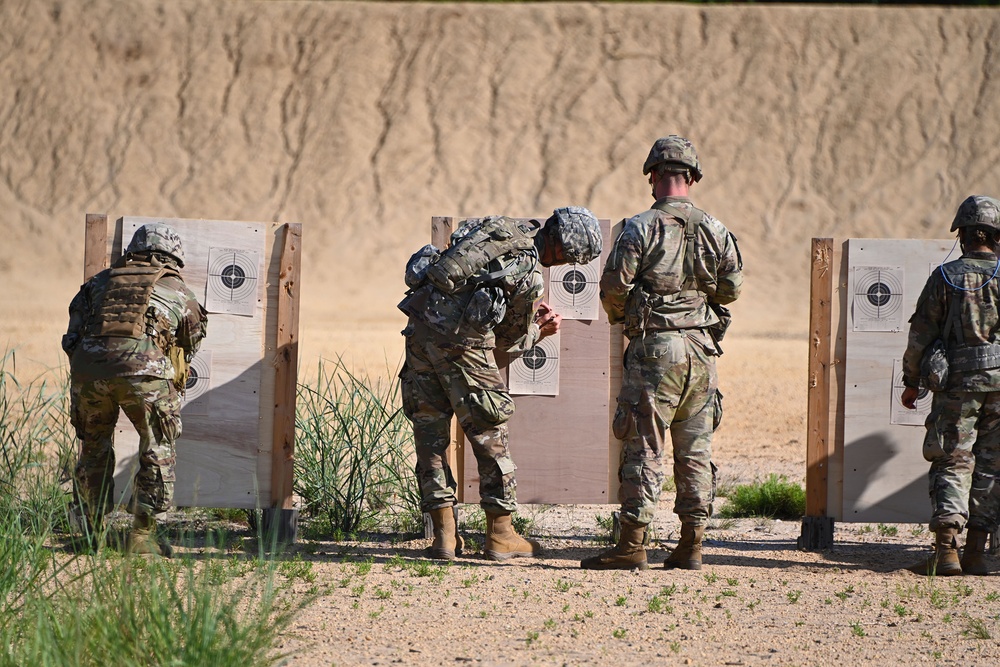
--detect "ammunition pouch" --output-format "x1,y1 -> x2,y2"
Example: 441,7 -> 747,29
707,303 -> 732,343
920,340 -> 949,391
462,286 -> 507,335
623,285 -> 653,334
404,244 -> 441,290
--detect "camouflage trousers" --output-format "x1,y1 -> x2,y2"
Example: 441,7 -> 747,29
613,331 -> 719,527
921,390 -> 1000,532
399,322 -> 518,514
71,376 -> 181,519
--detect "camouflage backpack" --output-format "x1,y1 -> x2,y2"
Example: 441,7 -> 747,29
423,216 -> 539,293
400,217 -> 540,335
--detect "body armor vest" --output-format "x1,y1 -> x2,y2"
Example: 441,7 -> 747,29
86,264 -> 179,338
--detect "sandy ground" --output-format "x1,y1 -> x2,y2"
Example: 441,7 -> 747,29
170,502 -> 1000,667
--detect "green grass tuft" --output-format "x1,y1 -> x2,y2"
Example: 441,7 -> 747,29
717,474 -> 805,520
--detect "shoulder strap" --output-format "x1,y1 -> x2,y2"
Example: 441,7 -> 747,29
651,200 -> 705,291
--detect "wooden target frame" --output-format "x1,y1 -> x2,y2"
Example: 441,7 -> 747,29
430,216 -> 622,505
802,237 -> 998,552
82,214 -> 301,520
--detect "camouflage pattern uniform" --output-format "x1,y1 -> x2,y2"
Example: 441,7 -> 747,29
399,209 -> 602,515
64,226 -> 207,523
399,217 -> 547,514
601,198 -> 742,528
903,249 -> 1000,534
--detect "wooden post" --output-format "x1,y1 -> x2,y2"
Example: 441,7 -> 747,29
800,238 -> 835,549
430,216 -> 465,502
84,214 -> 109,281
806,238 -> 833,515
270,223 -> 301,511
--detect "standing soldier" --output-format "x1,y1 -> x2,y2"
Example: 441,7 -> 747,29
581,135 -> 743,571
399,208 -> 603,561
63,222 -> 208,556
901,195 -> 1000,576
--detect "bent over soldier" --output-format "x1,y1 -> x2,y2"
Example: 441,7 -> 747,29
398,208 -> 602,561
901,195 -> 1000,577
64,222 -> 207,556
581,135 -> 743,571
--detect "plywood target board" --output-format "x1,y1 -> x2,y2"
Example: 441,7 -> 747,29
87,215 -> 299,509
839,238 -> 954,522
458,218 -> 615,505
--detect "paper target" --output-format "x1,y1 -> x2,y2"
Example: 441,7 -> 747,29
181,351 -> 212,416
852,266 -> 904,332
205,247 -> 261,316
549,262 -> 601,320
889,358 -> 931,425
509,333 -> 560,396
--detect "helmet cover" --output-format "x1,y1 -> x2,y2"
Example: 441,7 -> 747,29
642,135 -> 703,182
126,222 -> 185,267
950,195 -> 1000,233
551,206 -> 603,265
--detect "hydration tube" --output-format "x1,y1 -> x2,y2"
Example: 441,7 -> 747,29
937,238 -> 1000,291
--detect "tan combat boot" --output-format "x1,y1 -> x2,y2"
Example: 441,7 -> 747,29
427,507 -> 459,561
484,511 -> 541,561
580,522 -> 649,570
960,528 -> 991,576
906,527 -> 961,576
663,524 -> 704,570
127,514 -> 173,558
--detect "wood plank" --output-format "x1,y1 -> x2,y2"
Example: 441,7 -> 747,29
841,238 -> 953,522
109,216 -> 273,508
462,219 -> 613,505
430,217 -> 463,501
806,238 -> 833,516
608,220 -> 625,501
271,223 -> 301,510
84,213 -> 108,281
828,241 -> 847,519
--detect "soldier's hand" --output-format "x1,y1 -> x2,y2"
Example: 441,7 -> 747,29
535,302 -> 562,339
900,386 -> 919,410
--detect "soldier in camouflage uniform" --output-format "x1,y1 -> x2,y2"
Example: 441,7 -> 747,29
63,223 -> 208,556
581,136 -> 743,571
901,195 -> 1000,576
399,207 -> 603,561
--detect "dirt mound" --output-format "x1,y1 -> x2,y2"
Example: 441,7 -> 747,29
3,2 -> 999,373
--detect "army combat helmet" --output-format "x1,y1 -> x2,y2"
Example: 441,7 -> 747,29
126,222 -> 186,267
547,206 -> 603,265
642,135 -> 703,183
950,195 -> 1000,232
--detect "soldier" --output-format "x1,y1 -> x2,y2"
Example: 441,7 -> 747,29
63,222 -> 208,556
398,207 -> 603,561
901,195 -> 1000,577
581,135 -> 743,571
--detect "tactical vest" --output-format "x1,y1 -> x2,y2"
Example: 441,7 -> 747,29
85,263 -> 180,339
939,261 -> 1000,373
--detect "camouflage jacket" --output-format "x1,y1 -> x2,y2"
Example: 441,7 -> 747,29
64,258 -> 208,382
600,196 -> 742,339
902,251 -> 1000,391
399,217 -> 546,354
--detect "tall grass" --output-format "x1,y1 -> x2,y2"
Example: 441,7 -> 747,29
0,351 -> 307,666
717,474 -> 806,520
295,358 -> 420,537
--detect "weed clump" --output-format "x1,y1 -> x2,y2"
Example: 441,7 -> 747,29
716,474 -> 805,520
